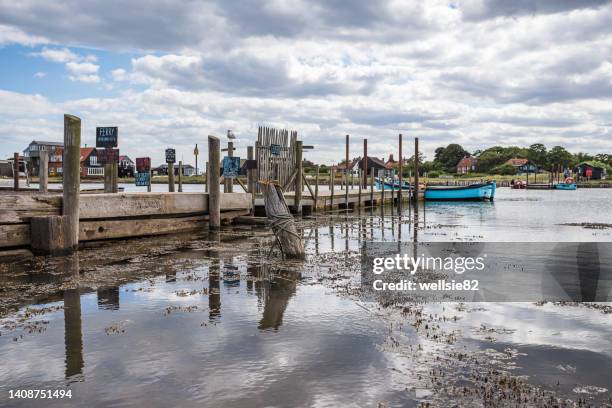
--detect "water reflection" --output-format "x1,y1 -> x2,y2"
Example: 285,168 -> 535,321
62,254 -> 83,381
253,265 -> 300,331
97,286 -> 120,310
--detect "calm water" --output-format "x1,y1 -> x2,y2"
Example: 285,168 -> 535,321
0,188 -> 611,406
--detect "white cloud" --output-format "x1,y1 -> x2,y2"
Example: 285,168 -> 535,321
33,71 -> 46,78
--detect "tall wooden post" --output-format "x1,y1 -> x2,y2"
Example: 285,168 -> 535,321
13,152 -> 19,191
208,136 -> 221,230
178,161 -> 183,192
363,139 -> 368,188
398,134 -> 403,207
414,137 -> 419,211
358,169 -> 362,206
104,164 -> 112,193
147,167 -> 152,192
168,162 -> 175,192
63,114 -> 81,250
205,161 -> 209,192
224,141 -> 234,193
294,141 -> 303,214
314,165 -> 319,211
345,134 -> 349,207
247,146 -> 255,193
112,163 -> 118,193
370,167 -> 374,205
39,150 -> 49,193
330,168 -> 335,209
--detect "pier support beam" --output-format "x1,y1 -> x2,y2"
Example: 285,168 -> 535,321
294,141 -> 303,214
13,152 -> 19,191
31,215 -> 68,255
39,150 -> 48,193
208,136 -> 221,230
398,134 -> 402,208
178,161 -> 183,192
168,162 -> 175,192
414,137 -> 419,211
345,134 -> 349,208
63,114 -> 81,251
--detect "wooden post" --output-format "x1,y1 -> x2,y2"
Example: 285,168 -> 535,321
147,167 -> 152,192
345,134 -> 349,207
358,169 -> 362,206
314,165 -> 319,211
224,141 -> 234,193
398,134 -> 402,207
247,146 -> 256,194
363,139 -> 368,188
370,167 -> 374,205
381,168 -> 385,205
39,150 -> 49,193
112,163 -> 118,193
205,161 -> 209,192
63,114 -> 81,250
330,168 -> 335,209
294,141 -> 303,214
31,215 -> 68,255
260,182 -> 305,259
208,136 -> 221,230
168,162 -> 175,192
414,137 -> 419,211
13,152 -> 19,190
104,164 -> 112,193
178,161 -> 183,192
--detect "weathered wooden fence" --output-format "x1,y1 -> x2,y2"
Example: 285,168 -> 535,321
256,126 -> 297,193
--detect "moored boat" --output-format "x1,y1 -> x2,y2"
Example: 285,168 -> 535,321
554,177 -> 577,190
425,181 -> 496,201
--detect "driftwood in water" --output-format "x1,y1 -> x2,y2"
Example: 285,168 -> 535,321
260,182 -> 304,259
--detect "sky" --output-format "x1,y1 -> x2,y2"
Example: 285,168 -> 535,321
1,0 -> 611,167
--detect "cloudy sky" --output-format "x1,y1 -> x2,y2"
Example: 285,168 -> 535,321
1,0 -> 611,166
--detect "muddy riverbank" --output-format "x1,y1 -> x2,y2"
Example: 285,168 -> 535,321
1,189 -> 611,407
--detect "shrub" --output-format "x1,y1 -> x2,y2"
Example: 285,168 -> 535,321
491,164 -> 516,175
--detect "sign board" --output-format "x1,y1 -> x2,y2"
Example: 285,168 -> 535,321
243,159 -> 257,170
135,172 -> 150,186
165,148 -> 176,163
96,127 -> 118,148
222,156 -> 241,179
98,148 -> 119,164
194,144 -> 199,156
270,144 -> 282,156
136,157 -> 151,172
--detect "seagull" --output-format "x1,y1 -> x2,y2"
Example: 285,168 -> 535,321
227,129 -> 235,139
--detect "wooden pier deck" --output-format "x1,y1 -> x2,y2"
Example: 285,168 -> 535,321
0,192 -> 252,249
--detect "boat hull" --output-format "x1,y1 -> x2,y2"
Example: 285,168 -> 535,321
554,183 -> 577,190
425,182 -> 496,201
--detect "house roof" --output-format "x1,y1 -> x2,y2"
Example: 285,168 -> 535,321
577,161 -> 606,170
80,147 -> 95,163
505,158 -> 529,166
457,156 -> 477,167
30,140 -> 64,146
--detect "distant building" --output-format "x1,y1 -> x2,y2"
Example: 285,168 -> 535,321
22,140 -> 64,176
153,163 -> 196,176
576,161 -> 607,180
504,158 -> 536,174
456,156 -> 478,174
80,148 -> 104,178
333,156 -> 388,176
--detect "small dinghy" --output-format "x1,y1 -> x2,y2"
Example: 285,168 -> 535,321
425,181 -> 496,201
554,177 -> 577,190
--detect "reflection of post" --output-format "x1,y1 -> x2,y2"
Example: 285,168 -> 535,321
258,271 -> 300,330
329,224 -> 335,252
63,254 -> 83,379
398,133 -> 402,210
208,256 -> 221,321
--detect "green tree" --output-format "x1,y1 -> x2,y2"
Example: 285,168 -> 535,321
527,143 -> 547,169
435,144 -> 469,172
547,146 -> 573,169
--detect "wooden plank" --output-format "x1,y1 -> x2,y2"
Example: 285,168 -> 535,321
0,223 -> 30,248
80,216 -> 208,241
0,194 -> 62,224
79,192 -> 251,219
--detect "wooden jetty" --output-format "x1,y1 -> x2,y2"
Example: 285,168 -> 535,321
0,192 -> 252,250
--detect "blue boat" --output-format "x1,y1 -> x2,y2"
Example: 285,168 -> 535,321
425,181 -> 496,201
375,178 -> 411,190
554,183 -> 577,190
